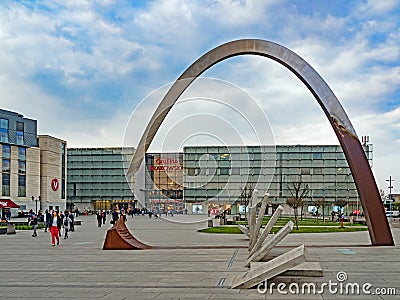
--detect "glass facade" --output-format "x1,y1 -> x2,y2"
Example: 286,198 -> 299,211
183,146 -> 276,214
144,153 -> 183,213
67,148 -> 135,211
174,144 -> 371,216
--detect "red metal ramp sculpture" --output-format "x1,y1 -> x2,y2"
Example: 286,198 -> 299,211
103,218 -> 152,250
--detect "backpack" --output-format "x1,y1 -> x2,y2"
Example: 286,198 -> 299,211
64,217 -> 68,226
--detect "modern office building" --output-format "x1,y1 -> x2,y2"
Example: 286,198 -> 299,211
66,147 -> 135,212
0,109 -> 67,217
182,145 -> 372,216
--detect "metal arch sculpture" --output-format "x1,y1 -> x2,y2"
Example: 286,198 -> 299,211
128,39 -> 394,246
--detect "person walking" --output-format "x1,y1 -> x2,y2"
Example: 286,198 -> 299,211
102,210 -> 106,224
62,213 -> 72,239
59,211 -> 64,237
111,209 -> 119,224
96,211 -> 102,227
49,211 -> 61,246
121,210 -> 127,222
29,213 -> 38,237
44,209 -> 51,232
68,211 -> 75,232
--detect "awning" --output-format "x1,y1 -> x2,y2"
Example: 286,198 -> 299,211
0,199 -> 20,208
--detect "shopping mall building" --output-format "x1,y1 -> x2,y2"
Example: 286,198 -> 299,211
136,144 -> 372,217
66,144 -> 372,217
0,109 -> 67,218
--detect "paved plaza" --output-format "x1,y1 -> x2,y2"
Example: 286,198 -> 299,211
0,215 -> 399,299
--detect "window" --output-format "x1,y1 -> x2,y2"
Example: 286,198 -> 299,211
18,161 -> 26,174
18,147 -> 26,160
2,159 -> 10,173
186,168 -> 196,176
301,168 -> 311,175
313,152 -> 322,160
232,167 -> 240,175
313,168 -> 323,175
2,173 -> 10,196
253,168 -> 261,175
2,145 -> 10,159
16,122 -> 24,145
18,175 -> 26,197
0,118 -> 9,142
220,167 -> 230,175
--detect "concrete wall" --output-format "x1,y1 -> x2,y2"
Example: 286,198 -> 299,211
38,135 -> 67,212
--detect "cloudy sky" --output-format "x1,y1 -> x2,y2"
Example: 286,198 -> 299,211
0,0 -> 399,193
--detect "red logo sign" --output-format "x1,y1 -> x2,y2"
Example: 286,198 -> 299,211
51,178 -> 59,191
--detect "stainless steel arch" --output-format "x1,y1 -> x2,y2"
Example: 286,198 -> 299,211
128,39 -> 393,246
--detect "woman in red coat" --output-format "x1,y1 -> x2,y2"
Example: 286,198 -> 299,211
49,210 -> 61,246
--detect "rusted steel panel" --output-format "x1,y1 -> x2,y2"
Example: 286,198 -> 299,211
103,218 -> 152,250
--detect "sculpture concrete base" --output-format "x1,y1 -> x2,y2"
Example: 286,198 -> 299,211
231,245 -> 305,289
251,261 -> 323,277
246,221 -> 294,267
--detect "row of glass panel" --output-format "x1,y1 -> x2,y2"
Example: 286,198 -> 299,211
183,170 -> 354,179
68,182 -> 131,189
68,190 -> 133,196
68,170 -> 127,176
67,177 -> 130,183
183,145 -> 369,153
1,160 -> 26,174
184,160 -> 353,168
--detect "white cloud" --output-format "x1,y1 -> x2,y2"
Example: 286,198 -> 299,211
0,0 -> 398,193
358,0 -> 399,15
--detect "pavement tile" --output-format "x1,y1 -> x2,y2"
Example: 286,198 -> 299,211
0,216 -> 399,299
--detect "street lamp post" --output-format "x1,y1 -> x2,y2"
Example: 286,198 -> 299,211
386,176 -> 394,224
386,176 -> 394,209
31,196 -> 41,215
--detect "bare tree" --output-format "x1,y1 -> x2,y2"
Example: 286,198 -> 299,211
239,184 -> 254,225
286,175 -> 309,230
334,199 -> 348,227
